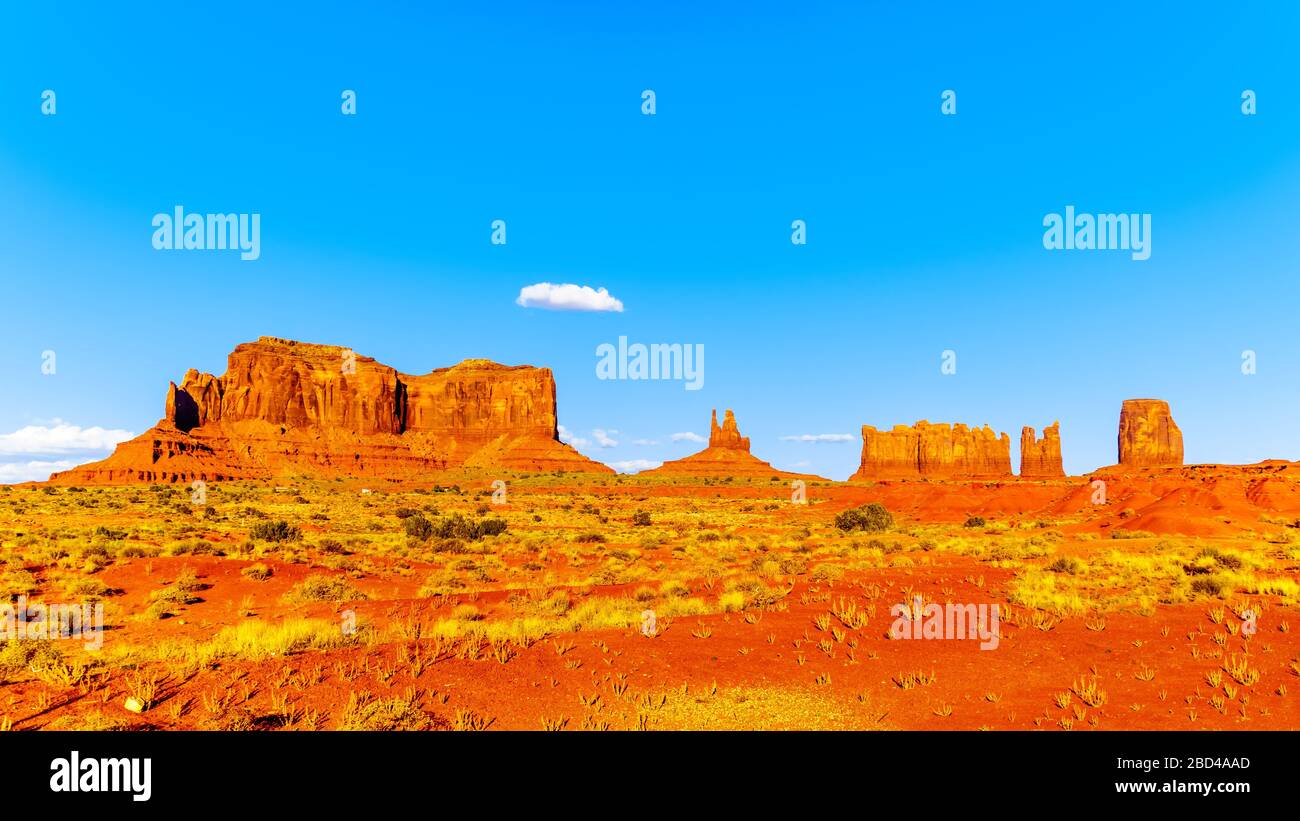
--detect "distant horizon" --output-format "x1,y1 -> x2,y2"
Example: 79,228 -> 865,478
3,332 -> 1276,484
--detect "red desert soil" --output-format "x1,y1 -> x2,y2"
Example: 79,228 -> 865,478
3,465 -> 1300,731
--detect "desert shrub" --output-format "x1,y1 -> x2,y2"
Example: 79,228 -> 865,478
718,590 -> 745,612
201,617 -> 361,660
404,514 -> 434,540
434,514 -> 507,541
336,691 -> 432,731
282,575 -> 366,603
1195,545 -> 1243,570
452,604 -> 483,621
834,503 -> 894,533
0,639 -> 63,677
963,516 -> 987,529
810,563 -> 845,582
250,520 -> 301,543
417,571 -> 465,597
317,538 -> 347,555
1,569 -> 38,600
1191,575 -> 1230,597
778,556 -> 808,575
241,563 -> 273,581
632,511 -> 652,527
576,532 -> 606,544
173,567 -> 203,592
660,580 -> 690,598
1047,557 -> 1084,575
62,577 -> 117,601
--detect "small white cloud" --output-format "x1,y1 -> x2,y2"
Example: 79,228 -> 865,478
592,428 -> 619,448
789,460 -> 811,468
558,424 -> 590,448
670,432 -> 705,443
780,433 -> 855,443
516,282 -> 624,312
632,439 -> 659,446
610,459 -> 662,474
0,459 -> 76,483
0,419 -> 135,455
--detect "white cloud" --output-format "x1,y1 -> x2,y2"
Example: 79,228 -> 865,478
0,459 -> 76,483
0,419 -> 135,455
516,282 -> 624,312
557,424 -> 590,448
610,459 -> 662,474
780,433 -> 855,443
592,428 -> 619,448
632,439 -> 659,446
670,432 -> 705,443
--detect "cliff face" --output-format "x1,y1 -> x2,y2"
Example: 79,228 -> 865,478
852,421 -> 1012,480
1020,422 -> 1065,478
50,337 -> 609,483
1118,399 -> 1183,467
646,408 -> 817,479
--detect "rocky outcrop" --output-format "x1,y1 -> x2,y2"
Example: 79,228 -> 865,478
49,337 -> 611,483
1118,399 -> 1183,467
851,421 -> 1012,480
708,409 -> 749,450
645,408 -> 818,479
1020,422 -> 1064,477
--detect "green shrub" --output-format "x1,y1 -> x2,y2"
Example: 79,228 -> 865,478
282,575 -> 366,603
250,520 -> 301,543
404,514 -> 434,540
834,503 -> 894,533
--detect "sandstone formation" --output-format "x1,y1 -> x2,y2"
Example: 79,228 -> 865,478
709,409 -> 749,451
645,409 -> 818,479
851,421 -> 1012,480
1020,422 -> 1065,478
49,337 -> 611,483
1118,399 -> 1183,467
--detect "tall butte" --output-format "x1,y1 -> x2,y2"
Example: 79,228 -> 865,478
851,421 -> 1012,480
644,409 -> 817,478
1118,398 -> 1183,467
49,337 -> 611,483
1020,422 -> 1065,477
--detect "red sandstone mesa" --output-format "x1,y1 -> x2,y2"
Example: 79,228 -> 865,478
1020,422 -> 1065,478
646,409 -> 817,479
1118,399 -> 1183,467
49,337 -> 611,483
852,421 -> 1012,480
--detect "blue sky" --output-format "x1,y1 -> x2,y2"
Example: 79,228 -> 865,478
2,2 -> 1299,481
